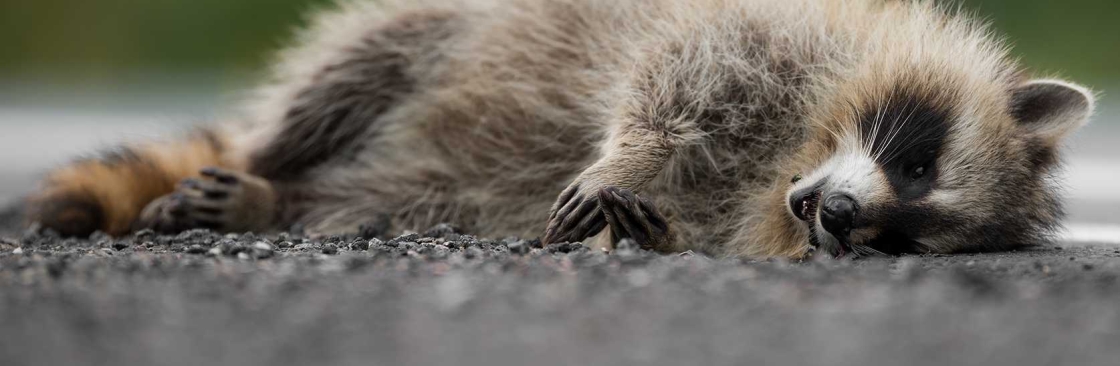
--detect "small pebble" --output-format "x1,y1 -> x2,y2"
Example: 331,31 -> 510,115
133,229 -> 155,239
185,245 -> 208,254
12,247 -> 23,255
112,242 -> 130,251
424,223 -> 462,239
219,240 -> 246,256
348,238 -> 370,251
322,244 -> 339,255
507,240 -> 529,255
252,241 -> 275,259
616,239 -> 639,251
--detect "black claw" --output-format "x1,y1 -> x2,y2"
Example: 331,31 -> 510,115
203,190 -> 230,200
543,228 -> 557,244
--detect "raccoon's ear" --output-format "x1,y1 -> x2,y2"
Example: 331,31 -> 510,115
1010,79 -> 1094,144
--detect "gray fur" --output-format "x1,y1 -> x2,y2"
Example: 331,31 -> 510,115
209,0 -> 1094,258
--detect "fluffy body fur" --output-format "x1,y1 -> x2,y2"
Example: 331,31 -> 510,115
25,0 -> 1094,258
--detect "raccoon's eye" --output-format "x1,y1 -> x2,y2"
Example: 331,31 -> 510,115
910,163 -> 930,180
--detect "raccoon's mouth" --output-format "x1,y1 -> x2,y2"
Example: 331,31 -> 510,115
792,190 -> 854,257
792,190 -> 822,222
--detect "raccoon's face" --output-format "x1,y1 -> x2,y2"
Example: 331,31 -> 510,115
787,78 -> 1094,257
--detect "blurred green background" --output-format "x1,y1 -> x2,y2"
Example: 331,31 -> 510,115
0,0 -> 1117,87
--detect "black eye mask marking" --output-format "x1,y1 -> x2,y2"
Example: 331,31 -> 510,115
858,89 -> 952,202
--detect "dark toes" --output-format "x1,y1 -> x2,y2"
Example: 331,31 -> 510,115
602,198 -> 649,244
203,190 -> 230,200
552,192 -> 585,224
637,196 -> 668,233
558,198 -> 597,232
180,177 -> 233,201
200,166 -> 239,185
560,210 -> 606,244
597,187 -> 668,249
167,194 -> 189,217
548,183 -> 580,222
544,182 -> 609,244
27,193 -> 105,238
148,175 -> 239,233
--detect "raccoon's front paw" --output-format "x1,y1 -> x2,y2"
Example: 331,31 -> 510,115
135,167 -> 275,233
543,182 -> 608,244
597,186 -> 671,250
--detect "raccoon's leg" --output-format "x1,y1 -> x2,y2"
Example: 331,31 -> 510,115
596,186 -> 672,250
247,10 -> 456,181
543,129 -> 674,245
25,128 -> 232,237
134,167 -> 277,234
236,11 -> 458,235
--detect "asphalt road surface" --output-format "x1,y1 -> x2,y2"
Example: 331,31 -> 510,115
2,209 -> 1120,366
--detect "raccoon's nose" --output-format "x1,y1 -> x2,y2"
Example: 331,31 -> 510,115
820,194 -> 858,238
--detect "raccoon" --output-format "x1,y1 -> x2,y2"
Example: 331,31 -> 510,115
24,0 -> 1095,258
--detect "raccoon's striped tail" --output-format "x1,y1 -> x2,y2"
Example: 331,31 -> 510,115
25,128 -> 233,237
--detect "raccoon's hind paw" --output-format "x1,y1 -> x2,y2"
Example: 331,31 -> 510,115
597,187 -> 671,250
543,182 -> 608,244
134,167 -> 276,234
26,191 -> 105,238
133,194 -> 192,233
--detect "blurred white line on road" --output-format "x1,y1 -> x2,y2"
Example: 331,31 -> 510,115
1064,158 -> 1120,201
1063,223 -> 1120,245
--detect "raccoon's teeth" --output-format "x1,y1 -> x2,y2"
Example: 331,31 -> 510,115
795,191 -> 822,222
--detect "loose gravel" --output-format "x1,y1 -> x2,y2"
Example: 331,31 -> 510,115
1,206 -> 1120,366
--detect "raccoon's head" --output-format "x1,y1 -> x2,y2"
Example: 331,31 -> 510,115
787,74 -> 1094,257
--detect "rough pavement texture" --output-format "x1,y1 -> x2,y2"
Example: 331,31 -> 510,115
1,206 -> 1119,366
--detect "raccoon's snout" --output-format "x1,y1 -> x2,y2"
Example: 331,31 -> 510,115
820,194 -> 858,239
